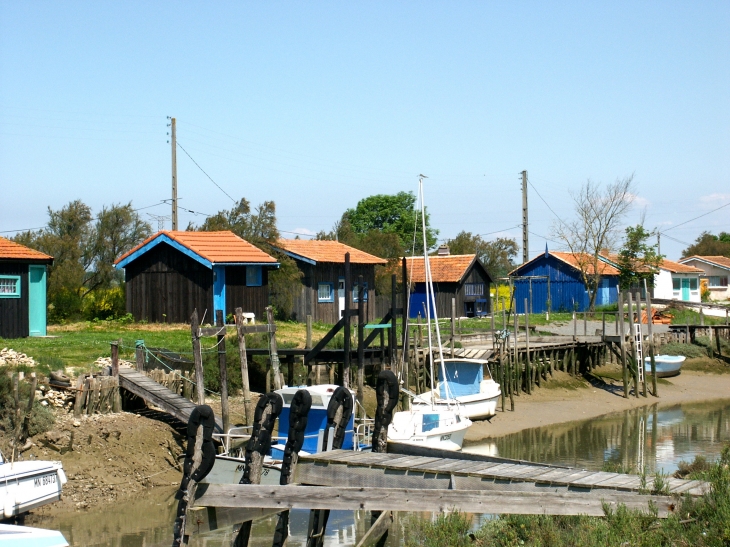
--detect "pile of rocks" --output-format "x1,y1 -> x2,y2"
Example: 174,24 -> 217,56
94,356 -> 135,369
37,384 -> 76,409
0,348 -> 36,367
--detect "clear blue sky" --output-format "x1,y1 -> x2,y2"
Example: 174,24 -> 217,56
1,2 -> 728,261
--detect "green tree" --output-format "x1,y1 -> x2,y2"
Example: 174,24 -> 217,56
193,198 -> 279,246
13,200 -> 151,320
681,231 -> 730,258
616,225 -> 664,290
445,231 -> 519,279
343,192 -> 438,255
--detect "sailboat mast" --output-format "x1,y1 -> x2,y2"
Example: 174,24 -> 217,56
419,178 -> 436,408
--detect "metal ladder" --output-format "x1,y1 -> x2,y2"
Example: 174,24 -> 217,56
634,324 -> 644,384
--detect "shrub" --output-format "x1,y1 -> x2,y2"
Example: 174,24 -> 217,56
82,286 -> 126,320
0,374 -> 55,439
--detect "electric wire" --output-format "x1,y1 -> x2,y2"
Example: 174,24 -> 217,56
176,141 -> 237,204
661,201 -> 730,232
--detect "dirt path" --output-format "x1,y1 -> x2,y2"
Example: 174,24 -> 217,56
466,366 -> 730,441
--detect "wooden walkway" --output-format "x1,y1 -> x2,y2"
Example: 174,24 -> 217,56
118,367 -> 223,432
293,450 -> 709,497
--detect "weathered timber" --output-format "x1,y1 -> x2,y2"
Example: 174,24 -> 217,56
193,484 -> 676,517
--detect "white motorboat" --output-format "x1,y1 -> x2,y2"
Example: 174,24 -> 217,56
0,452 -> 67,519
412,358 -> 501,420
387,407 -> 471,451
0,523 -> 68,547
388,176 -> 474,451
644,355 -> 686,378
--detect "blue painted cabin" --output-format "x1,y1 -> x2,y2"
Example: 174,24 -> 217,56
509,251 -> 619,313
115,231 -> 279,323
0,237 -> 53,339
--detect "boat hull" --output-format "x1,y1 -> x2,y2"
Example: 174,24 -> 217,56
413,382 -> 501,420
387,422 -> 469,451
0,461 -> 66,518
387,409 -> 472,451
644,355 -> 685,378
202,455 -> 282,486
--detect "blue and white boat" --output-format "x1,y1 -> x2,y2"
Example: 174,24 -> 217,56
644,355 -> 685,378
204,384 -> 363,485
412,358 -> 501,420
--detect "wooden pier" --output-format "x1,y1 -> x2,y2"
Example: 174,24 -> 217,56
117,367 -> 223,432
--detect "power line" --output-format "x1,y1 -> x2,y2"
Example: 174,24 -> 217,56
660,233 -> 693,247
0,226 -> 46,234
176,141 -> 237,204
526,177 -> 563,223
662,201 -> 730,232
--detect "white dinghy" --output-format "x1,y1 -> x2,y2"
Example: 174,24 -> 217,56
0,451 -> 67,519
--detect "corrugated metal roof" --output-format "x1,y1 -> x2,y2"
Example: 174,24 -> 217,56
115,231 -> 277,265
273,239 -> 387,265
680,255 -> 730,271
404,254 -> 477,283
0,236 -> 53,262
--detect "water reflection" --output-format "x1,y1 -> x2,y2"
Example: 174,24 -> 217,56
466,399 -> 730,474
33,399 -> 730,545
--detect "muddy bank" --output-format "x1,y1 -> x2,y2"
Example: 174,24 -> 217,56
466,363 -> 730,442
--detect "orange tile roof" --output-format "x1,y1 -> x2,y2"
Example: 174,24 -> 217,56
115,231 -> 277,265
0,236 -> 53,262
404,254 -> 477,283
600,253 -> 702,274
274,239 -> 387,265
681,255 -> 730,270
550,252 -> 620,275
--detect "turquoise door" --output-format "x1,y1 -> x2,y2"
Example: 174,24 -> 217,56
213,266 -> 226,321
28,265 -> 47,336
681,278 -> 690,301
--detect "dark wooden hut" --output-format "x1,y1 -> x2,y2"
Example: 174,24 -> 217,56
0,236 -> 53,338
271,239 -> 387,323
115,231 -> 278,323
404,252 -> 493,318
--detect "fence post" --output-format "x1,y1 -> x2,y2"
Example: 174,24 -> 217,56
190,309 -> 205,405
266,306 -> 283,391
235,307 -> 253,425
135,342 -> 145,373
216,310 -> 230,437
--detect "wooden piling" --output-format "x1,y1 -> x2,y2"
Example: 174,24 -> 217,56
216,310 -> 230,436
618,292 -> 628,398
266,306 -> 283,391
190,309 -> 205,405
644,281 -> 657,397
450,298 -> 456,359
235,307 -> 253,425
524,299 -> 531,394
358,276 -> 365,410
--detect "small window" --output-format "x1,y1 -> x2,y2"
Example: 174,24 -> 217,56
0,276 -> 21,298
352,282 -> 369,302
672,278 -> 681,291
689,278 -> 698,291
246,266 -> 262,287
708,276 -> 729,288
318,282 -> 334,302
465,283 -> 484,297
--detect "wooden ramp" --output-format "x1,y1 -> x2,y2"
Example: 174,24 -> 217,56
294,450 -> 709,497
118,367 -> 223,432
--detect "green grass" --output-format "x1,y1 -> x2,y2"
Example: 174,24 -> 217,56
404,446 -> 730,547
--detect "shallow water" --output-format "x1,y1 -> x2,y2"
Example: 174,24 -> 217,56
465,398 -> 730,474
33,398 -> 730,546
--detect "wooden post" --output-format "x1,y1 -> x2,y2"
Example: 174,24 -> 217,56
602,313 -> 606,339
135,343 -> 145,373
450,298 -> 456,359
306,315 -> 313,350
402,257 -> 409,375
644,281 -> 657,397
191,309 -> 205,405
508,342 -> 514,410
524,298 -> 531,394
357,275 -> 365,410
235,307 -> 253,426
513,310 -> 520,391
573,311 -> 577,342
266,306 -> 283,391
490,311 -> 495,350
583,312 -> 587,336
342,253 -> 351,388
390,274 -> 397,368
618,292 -> 628,398
499,342 -> 505,412
111,342 -> 119,377
635,291 -> 646,397
627,292 -> 639,398
216,310 -> 230,436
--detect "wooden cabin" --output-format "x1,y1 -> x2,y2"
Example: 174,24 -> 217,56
271,239 -> 387,323
114,231 -> 278,323
404,252 -> 493,319
509,250 -> 619,313
0,237 -> 53,338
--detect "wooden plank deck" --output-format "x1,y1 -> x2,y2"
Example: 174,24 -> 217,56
118,367 -> 223,431
296,450 -> 709,496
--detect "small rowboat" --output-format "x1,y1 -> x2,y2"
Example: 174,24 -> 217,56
644,355 -> 686,378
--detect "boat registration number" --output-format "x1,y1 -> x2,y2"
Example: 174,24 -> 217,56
440,434 -> 451,441
235,464 -> 270,476
34,473 -> 57,487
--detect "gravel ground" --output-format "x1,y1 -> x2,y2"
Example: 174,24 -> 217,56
540,319 -> 672,337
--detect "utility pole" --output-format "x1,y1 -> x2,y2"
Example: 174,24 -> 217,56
657,232 -> 661,256
171,117 -> 178,231
521,170 -> 528,264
